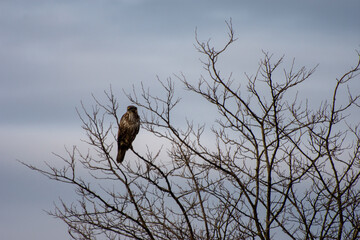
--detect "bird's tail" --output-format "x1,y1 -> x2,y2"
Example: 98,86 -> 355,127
116,148 -> 127,163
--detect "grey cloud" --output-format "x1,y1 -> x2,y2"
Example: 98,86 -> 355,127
0,1 -> 359,238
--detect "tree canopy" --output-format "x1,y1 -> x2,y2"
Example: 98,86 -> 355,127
24,22 -> 360,240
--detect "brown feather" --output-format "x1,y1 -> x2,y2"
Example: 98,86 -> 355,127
116,147 -> 127,163
117,106 -> 140,163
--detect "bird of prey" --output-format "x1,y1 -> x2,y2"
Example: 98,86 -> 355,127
116,105 -> 140,163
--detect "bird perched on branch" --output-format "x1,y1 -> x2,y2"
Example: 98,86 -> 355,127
117,105 -> 140,163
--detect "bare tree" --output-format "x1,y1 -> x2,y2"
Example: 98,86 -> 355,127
23,22 -> 360,240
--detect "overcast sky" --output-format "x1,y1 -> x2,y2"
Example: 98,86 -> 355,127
1,0 -> 359,239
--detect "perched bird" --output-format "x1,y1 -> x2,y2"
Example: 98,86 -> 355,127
116,105 -> 140,163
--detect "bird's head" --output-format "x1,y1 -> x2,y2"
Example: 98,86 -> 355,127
127,105 -> 138,113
